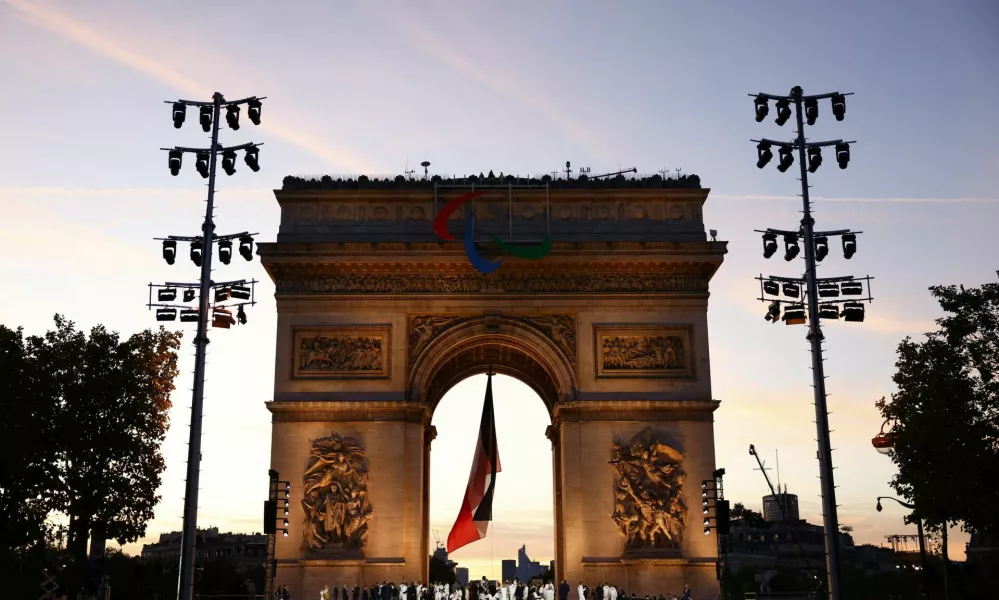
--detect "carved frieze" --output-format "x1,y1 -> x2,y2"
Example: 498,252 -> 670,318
293,326 -> 390,379
408,316 -> 466,365
302,432 -> 373,552
594,324 -> 694,379
609,428 -> 687,551
276,273 -> 709,296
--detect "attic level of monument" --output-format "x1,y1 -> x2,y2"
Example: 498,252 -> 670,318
281,172 -> 702,191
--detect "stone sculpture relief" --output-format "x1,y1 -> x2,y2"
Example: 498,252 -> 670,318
520,315 -> 577,360
299,334 -> 384,373
609,428 -> 687,550
602,335 -> 684,371
409,316 -> 465,365
302,432 -> 373,552
277,273 -> 709,295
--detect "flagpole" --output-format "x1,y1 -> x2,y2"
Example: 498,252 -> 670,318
489,366 -> 495,583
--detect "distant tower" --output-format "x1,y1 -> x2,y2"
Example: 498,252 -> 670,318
763,484 -> 800,522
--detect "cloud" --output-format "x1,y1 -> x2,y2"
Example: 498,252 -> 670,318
712,194 -> 999,204
372,4 -> 608,164
4,0 -> 383,173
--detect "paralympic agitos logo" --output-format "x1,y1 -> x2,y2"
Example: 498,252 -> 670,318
433,191 -> 552,274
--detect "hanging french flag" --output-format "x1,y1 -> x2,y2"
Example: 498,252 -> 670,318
446,372 -> 502,553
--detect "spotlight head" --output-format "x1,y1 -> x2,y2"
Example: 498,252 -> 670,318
237,305 -> 247,325
817,282 -> 839,300
190,239 -> 203,267
282,531 -> 289,537
703,528 -> 711,536
156,308 -> 177,322
818,305 -> 840,320
763,280 -> 780,296
762,232 -> 778,259
841,280 -> 863,296
212,307 -> 235,329
180,308 -> 200,322
836,142 -> 851,169
226,104 -> 240,130
764,301 -> 781,323
245,146 -> 260,172
777,146 -> 794,173
756,141 -> 773,169
183,288 -> 196,302
195,152 -> 210,179
749,444 -> 756,456
807,146 -> 823,173
703,518 -> 710,526
831,93 -> 846,121
239,235 -> 254,261
783,234 -> 800,261
754,97 -> 769,122
841,233 -> 857,259
775,99 -> 791,126
168,150 -> 182,176
814,235 -> 829,262
162,239 -> 177,265
172,102 -> 186,128
218,239 -> 233,265
804,98 -> 818,125
782,304 -> 807,325
842,301 -> 865,322
247,98 -> 262,125
222,150 -> 237,176
199,106 -> 213,132
157,287 -> 177,302
876,500 -> 883,512
782,282 -> 800,297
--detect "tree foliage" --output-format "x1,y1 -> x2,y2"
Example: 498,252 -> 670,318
877,275 -> 999,536
0,315 -> 182,592
429,555 -> 457,585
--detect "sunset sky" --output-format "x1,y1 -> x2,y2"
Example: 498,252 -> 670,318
2,0 -> 998,581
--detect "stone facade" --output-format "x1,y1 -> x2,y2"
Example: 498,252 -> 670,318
260,181 -> 726,599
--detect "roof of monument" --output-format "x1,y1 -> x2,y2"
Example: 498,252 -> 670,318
281,171 -> 702,191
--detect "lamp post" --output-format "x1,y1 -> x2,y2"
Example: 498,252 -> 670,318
877,496 -> 931,597
750,86 -> 872,600
152,92 -> 265,600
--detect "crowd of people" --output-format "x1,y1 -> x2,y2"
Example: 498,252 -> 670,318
296,578 -> 693,600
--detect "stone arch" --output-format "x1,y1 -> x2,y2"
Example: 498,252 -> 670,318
408,316 -> 577,416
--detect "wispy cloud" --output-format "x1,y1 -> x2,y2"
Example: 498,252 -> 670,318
4,0 -> 383,173
372,4 -> 608,164
713,193 -> 999,204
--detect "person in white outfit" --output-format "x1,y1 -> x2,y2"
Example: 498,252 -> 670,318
577,584 -> 585,600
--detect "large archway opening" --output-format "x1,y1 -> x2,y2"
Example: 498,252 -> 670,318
429,373 -> 555,584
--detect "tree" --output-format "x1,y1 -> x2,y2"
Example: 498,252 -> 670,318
0,325 -> 60,580
17,315 -> 182,594
730,502 -> 766,527
877,275 -> 999,541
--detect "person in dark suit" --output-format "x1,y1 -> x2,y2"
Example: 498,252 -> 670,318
362,587 -> 369,600
559,581 -> 569,600
594,584 -> 603,600
407,582 -> 417,600
353,585 -> 361,600
343,585 -> 349,600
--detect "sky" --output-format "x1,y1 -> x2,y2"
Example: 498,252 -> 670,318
2,0 -> 998,579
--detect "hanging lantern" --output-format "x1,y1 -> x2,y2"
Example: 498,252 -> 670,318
871,419 -> 897,455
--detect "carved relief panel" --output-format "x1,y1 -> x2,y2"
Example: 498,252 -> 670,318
593,324 -> 694,379
302,432 -> 373,553
408,314 -> 578,367
609,428 -> 687,552
293,326 -> 390,379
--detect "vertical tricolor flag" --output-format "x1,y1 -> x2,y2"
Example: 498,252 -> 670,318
446,372 -> 502,553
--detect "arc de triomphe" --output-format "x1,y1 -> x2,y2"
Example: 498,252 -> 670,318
259,173 -> 726,599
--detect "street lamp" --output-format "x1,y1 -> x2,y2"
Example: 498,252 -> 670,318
872,419 -> 898,455
876,496 -> 931,596
150,92 -> 265,600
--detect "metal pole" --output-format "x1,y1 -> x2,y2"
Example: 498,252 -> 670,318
915,518 -> 931,599
177,91 -> 223,600
791,85 -> 843,600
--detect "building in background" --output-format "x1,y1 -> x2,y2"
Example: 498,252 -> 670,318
762,485 -> 800,523
141,527 -> 266,573
515,545 -> 545,582
502,559 -> 516,582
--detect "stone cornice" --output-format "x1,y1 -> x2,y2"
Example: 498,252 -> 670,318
554,399 -> 721,423
258,241 -> 728,260
267,401 -> 430,424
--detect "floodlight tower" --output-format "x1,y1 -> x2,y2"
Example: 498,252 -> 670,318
152,92 -> 265,600
749,86 -> 873,600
